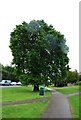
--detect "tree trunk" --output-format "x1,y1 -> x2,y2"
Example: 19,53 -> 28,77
33,84 -> 39,92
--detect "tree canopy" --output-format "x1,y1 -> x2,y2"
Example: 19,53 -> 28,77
10,20 -> 69,91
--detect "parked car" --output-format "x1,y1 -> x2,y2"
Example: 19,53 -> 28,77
10,82 -> 17,86
0,80 -> 11,86
16,82 -> 22,85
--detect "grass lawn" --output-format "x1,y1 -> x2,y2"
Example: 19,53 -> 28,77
54,85 -> 79,94
1,86 -> 51,119
68,94 -> 80,118
1,86 -> 51,102
0,106 -> 2,120
0,87 -> 2,102
2,101 -> 49,118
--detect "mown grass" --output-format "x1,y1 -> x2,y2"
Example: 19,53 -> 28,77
1,86 -> 50,119
68,94 -> 80,118
2,101 -> 49,118
0,106 -> 2,120
1,86 -> 51,102
54,85 -> 79,94
0,88 -> 2,119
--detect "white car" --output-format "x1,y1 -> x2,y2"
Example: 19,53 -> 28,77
0,80 -> 11,86
16,82 -> 22,85
11,82 -> 17,86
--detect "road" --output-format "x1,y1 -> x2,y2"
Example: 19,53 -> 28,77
0,85 -> 21,88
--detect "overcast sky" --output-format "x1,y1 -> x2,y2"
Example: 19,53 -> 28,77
0,0 -> 79,71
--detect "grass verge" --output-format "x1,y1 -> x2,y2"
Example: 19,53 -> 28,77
2,101 -> 48,118
54,85 -> 79,94
68,94 -> 80,118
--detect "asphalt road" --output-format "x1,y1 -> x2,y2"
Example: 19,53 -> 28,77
0,85 -> 21,88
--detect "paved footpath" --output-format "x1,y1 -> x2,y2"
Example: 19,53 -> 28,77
0,97 -> 49,106
41,88 -> 71,118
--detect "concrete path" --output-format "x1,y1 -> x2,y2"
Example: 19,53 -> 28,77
0,97 -> 49,106
41,89 -> 71,118
65,92 -> 81,97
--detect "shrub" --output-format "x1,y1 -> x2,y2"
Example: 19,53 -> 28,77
75,81 -> 81,86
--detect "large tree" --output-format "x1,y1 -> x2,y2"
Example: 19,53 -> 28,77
10,20 -> 69,91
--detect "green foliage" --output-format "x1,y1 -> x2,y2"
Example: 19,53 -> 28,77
1,64 -> 18,82
79,75 -> 81,81
9,20 -> 69,90
66,70 -> 79,84
75,81 -> 81,85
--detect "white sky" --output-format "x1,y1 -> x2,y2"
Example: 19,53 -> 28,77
0,0 -> 79,71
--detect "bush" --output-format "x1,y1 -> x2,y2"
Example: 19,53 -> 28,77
66,70 -> 79,84
54,80 -> 67,87
75,81 -> 81,86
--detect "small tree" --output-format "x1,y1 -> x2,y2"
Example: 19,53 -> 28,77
1,64 -> 18,82
66,70 -> 79,84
